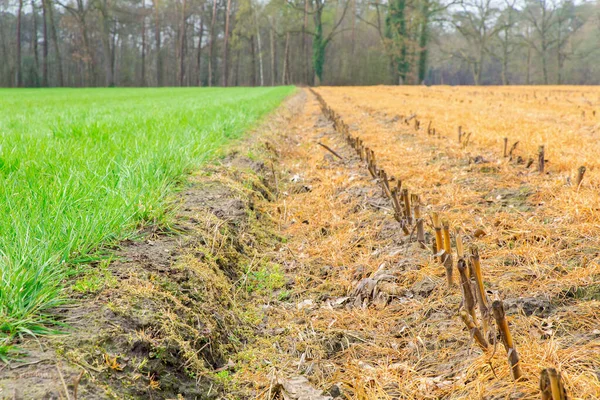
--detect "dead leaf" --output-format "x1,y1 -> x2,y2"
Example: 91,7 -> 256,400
297,299 -> 315,310
274,376 -> 333,400
473,229 -> 487,238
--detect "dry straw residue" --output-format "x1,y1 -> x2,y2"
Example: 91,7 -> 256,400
242,87 -> 599,399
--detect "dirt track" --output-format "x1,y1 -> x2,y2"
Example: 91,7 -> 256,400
2,88 -> 599,399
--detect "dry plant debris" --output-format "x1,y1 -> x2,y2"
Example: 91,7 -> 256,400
234,87 -> 600,399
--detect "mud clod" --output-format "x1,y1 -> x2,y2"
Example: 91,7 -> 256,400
412,277 -> 438,298
504,296 -> 553,317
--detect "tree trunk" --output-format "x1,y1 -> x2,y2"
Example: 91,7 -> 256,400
302,0 -> 308,84
541,40 -> 548,84
111,18 -> 117,84
476,50 -> 484,85
387,0 -> 408,83
101,0 -> 114,87
222,0 -> 232,86
282,31 -> 289,85
556,19 -> 562,85
254,3 -> 264,86
0,15 -> 8,86
558,51 -> 564,85
141,0 -> 146,86
31,0 -> 40,83
234,48 -> 240,85
501,32 -> 509,85
68,0 -> 97,86
196,20 -> 204,86
312,3 -> 325,85
250,36 -> 256,86
351,0 -> 355,56
270,22 -> 276,86
81,22 -> 92,85
208,0 -> 217,86
47,0 -> 63,86
399,0 -> 407,83
16,0 -> 23,86
526,43 -> 531,85
42,0 -> 48,86
389,54 -> 399,84
154,0 -> 163,86
178,0 -> 187,86
83,21 -> 95,85
471,62 -> 478,85
417,0 -> 430,84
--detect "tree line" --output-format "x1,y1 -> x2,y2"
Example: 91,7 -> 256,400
0,0 -> 598,87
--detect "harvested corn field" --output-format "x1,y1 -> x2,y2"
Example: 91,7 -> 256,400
233,87 -> 600,399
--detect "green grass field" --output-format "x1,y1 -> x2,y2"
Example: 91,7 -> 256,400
0,87 -> 294,342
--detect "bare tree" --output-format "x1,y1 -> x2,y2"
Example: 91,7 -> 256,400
555,0 -> 583,84
490,0 -> 518,85
452,0 -> 500,85
523,0 -> 557,84
98,0 -> 114,86
46,0 -> 63,85
309,0 -> 351,85
57,0 -> 98,85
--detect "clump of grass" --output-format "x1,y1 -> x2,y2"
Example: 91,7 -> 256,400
72,259 -> 117,294
0,343 -> 24,363
243,262 -> 286,295
0,86 -> 294,343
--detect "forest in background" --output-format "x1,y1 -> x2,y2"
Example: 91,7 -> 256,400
0,0 -> 599,88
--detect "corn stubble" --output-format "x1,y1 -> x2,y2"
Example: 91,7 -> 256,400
309,87 -> 600,398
